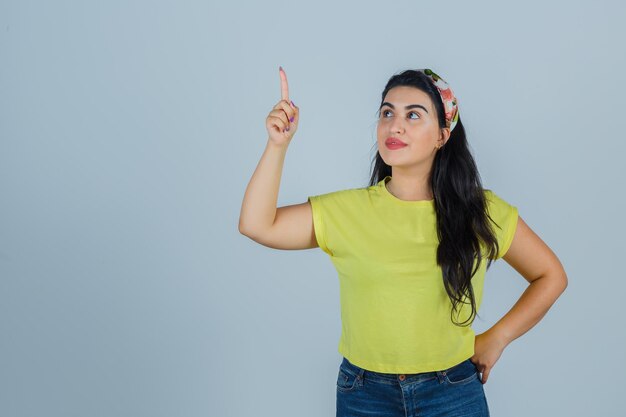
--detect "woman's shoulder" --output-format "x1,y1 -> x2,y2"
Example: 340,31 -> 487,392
482,188 -> 518,225
482,188 -> 515,207
309,183 -> 371,198
307,184 -> 371,207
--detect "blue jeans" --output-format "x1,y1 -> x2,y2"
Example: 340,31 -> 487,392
336,356 -> 490,417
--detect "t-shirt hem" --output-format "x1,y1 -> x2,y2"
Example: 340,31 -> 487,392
338,343 -> 474,374
498,206 -> 519,259
307,195 -> 332,256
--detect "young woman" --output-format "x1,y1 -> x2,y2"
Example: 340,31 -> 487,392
239,66 -> 568,417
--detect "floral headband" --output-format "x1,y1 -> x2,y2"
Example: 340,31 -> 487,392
418,68 -> 459,132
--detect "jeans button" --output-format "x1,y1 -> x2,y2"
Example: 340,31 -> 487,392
399,374 -> 406,381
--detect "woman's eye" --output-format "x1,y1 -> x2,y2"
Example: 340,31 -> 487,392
381,110 -> 420,119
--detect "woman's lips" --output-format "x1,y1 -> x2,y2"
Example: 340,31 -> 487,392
385,137 -> 407,150
385,142 -> 408,150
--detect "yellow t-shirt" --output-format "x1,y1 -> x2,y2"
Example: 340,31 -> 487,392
307,175 -> 518,374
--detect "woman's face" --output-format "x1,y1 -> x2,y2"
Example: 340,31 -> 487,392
376,86 -> 449,169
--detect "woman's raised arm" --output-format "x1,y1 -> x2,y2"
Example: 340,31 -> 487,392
238,67 -> 318,250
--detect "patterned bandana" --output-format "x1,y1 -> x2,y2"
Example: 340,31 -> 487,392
418,69 -> 459,132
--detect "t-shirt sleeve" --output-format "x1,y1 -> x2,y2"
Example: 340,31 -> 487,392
485,190 -> 519,259
307,193 -> 332,256
307,189 -> 351,257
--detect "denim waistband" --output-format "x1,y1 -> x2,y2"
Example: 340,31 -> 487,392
340,356 -> 470,385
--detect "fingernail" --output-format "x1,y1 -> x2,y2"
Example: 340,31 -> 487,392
290,116 -> 294,122
286,126 -> 290,131
290,100 -> 295,107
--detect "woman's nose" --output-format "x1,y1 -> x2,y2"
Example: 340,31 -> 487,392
390,120 -> 404,133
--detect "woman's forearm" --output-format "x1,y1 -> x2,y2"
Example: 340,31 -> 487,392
488,273 -> 568,347
238,139 -> 289,237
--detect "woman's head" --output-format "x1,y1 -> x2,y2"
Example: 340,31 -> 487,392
369,69 -> 502,327
375,69 -> 455,175
376,85 -> 450,171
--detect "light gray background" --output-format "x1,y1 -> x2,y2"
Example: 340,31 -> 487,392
1,0 -> 624,416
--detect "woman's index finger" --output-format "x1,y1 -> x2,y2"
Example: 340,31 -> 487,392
279,66 -> 289,101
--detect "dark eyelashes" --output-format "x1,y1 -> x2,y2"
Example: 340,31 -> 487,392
380,109 -> 420,119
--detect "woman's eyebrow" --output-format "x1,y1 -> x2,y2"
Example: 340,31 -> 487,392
380,102 -> 429,114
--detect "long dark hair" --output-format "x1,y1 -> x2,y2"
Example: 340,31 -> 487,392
368,69 -> 501,327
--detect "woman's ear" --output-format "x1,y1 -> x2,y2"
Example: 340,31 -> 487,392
439,127 -> 451,147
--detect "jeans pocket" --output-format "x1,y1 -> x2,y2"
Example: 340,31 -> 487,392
337,367 -> 360,392
444,359 -> 478,385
